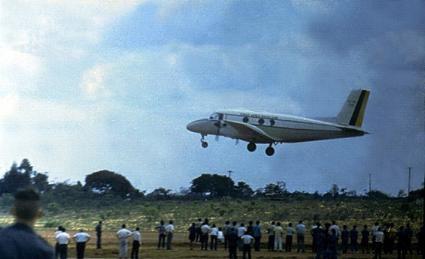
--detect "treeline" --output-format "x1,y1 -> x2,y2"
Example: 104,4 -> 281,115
0,159 -> 423,204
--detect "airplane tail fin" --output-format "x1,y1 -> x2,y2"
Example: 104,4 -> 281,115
336,89 -> 370,127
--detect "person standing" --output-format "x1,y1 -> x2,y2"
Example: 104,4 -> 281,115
404,223 -> 413,255
165,220 -> 175,250
95,221 -> 102,249
130,227 -> 141,259
54,226 -> 64,259
241,231 -> 254,259
267,221 -> 275,251
56,227 -> 71,259
156,220 -> 166,249
210,224 -> 219,250
0,189 -> 54,259
417,226 -> 425,255
361,225 -> 369,254
237,223 -> 247,251
228,227 -> 238,259
252,221 -> 262,251
223,221 -> 231,250
396,226 -> 407,259
73,229 -> 90,259
116,224 -> 132,259
195,218 -> 202,242
274,222 -> 283,252
286,222 -> 295,252
188,223 -> 197,250
341,225 -> 349,254
200,220 -> 211,250
311,222 -> 319,253
296,220 -> 306,253
374,227 -> 384,259
350,225 -> 359,253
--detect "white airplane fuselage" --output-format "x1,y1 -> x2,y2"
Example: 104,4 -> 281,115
186,89 -> 370,156
187,110 -> 365,144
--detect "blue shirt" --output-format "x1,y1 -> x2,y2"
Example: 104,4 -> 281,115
252,225 -> 261,237
0,223 -> 54,259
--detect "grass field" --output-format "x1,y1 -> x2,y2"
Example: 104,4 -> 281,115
37,230 -> 421,259
0,198 -> 423,258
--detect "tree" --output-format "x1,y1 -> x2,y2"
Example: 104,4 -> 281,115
146,187 -> 172,199
190,174 -> 235,197
85,170 -> 136,197
264,181 -> 287,198
32,172 -> 50,192
233,181 -> 254,198
0,162 -> 31,194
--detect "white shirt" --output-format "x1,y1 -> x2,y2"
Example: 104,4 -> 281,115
375,231 -> 384,243
237,226 -> 246,237
117,228 -> 132,240
132,231 -> 141,242
73,232 -> 90,243
56,232 -> 71,245
201,224 -> 210,234
210,227 -> 219,236
165,224 -> 174,233
329,224 -> 340,237
241,234 -> 254,245
218,231 -> 224,241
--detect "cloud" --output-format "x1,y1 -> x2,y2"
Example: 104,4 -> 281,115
80,65 -> 110,99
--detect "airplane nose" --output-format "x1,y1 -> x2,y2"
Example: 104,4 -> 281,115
186,121 -> 200,132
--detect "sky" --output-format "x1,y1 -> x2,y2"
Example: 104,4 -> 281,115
0,0 -> 424,195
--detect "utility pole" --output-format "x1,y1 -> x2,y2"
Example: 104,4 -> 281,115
408,167 -> 412,196
369,173 -> 372,193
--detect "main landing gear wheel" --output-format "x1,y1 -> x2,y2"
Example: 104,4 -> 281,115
247,142 -> 256,152
265,146 -> 275,156
201,141 -> 208,148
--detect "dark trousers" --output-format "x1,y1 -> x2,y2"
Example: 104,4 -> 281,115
210,235 -> 218,250
195,229 -> 201,242
229,246 -> 237,259
76,242 -> 86,259
268,235 -> 274,251
157,234 -> 165,248
374,242 -> 382,259
55,243 -> 60,259
96,233 -> 101,249
342,240 -> 349,253
243,244 -> 251,259
297,234 -> 305,252
286,235 -> 293,252
201,234 -> 209,250
58,244 -> 68,259
361,239 -> 369,253
166,233 -> 173,250
224,234 -> 229,250
351,241 -> 358,252
254,236 -> 261,251
131,240 -> 140,259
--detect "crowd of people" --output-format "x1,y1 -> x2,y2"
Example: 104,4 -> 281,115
181,218 -> 425,259
0,188 -> 424,259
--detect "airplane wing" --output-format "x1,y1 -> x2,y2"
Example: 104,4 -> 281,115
225,120 -> 276,143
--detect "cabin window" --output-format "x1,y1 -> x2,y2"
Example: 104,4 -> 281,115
243,116 -> 249,123
270,119 -> 275,126
258,118 -> 265,125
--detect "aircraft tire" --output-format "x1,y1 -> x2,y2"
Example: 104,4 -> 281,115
247,142 -> 256,152
202,141 -> 208,148
265,146 -> 275,156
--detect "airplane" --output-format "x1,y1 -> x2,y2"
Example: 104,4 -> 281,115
186,89 -> 370,156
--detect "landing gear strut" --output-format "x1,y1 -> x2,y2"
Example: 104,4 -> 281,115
200,135 -> 208,148
247,142 -> 256,152
265,144 -> 275,156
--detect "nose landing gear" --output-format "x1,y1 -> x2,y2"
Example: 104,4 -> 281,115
200,135 -> 208,148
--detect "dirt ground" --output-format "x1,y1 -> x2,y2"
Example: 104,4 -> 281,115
39,230 -> 421,259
